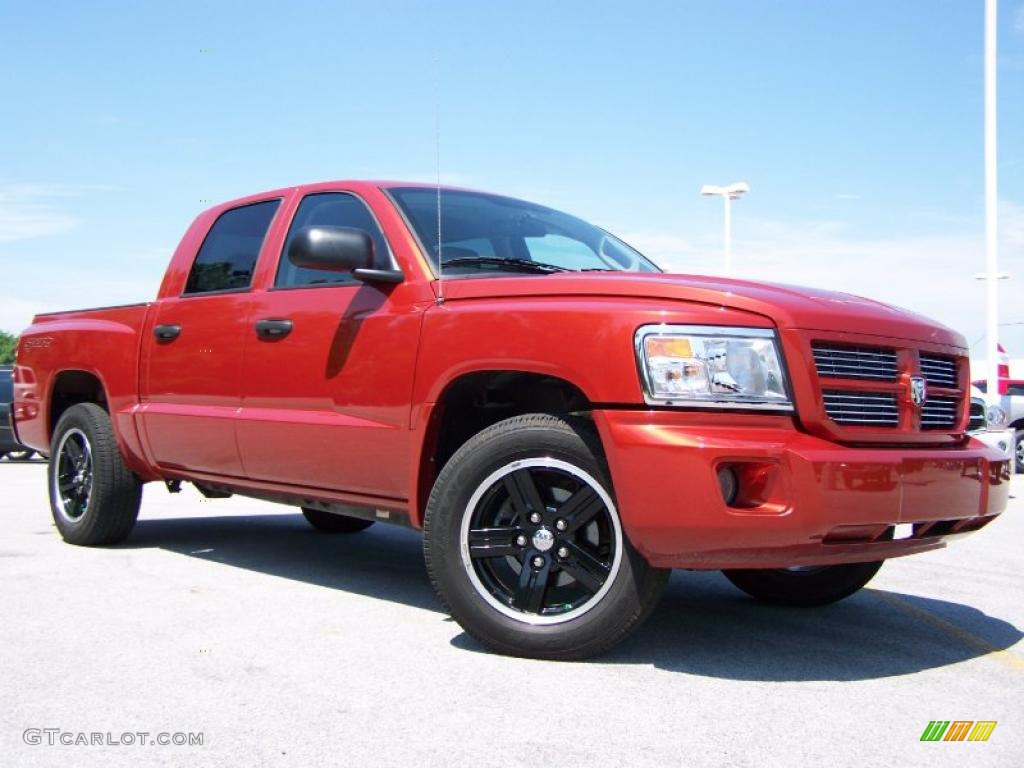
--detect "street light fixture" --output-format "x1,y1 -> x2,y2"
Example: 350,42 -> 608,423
701,182 -> 750,276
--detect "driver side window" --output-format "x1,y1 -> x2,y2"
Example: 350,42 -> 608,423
276,193 -> 392,288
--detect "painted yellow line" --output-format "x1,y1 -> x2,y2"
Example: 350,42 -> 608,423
874,591 -> 1024,673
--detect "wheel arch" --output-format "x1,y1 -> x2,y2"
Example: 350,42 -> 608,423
48,369 -> 110,440
45,369 -> 155,480
411,369 -> 597,526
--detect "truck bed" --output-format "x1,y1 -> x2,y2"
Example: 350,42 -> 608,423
12,302 -> 152,471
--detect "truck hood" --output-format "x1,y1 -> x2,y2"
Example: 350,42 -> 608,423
438,272 -> 966,349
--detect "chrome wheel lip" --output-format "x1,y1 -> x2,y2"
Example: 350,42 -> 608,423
459,457 -> 623,626
51,428 -> 93,524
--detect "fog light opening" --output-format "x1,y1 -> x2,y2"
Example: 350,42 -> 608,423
717,466 -> 738,506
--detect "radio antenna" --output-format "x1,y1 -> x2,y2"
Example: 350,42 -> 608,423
434,55 -> 444,305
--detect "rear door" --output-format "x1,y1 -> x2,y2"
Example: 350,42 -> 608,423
139,199 -> 282,476
235,191 -> 421,498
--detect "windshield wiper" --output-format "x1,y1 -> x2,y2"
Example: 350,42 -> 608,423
440,256 -> 570,274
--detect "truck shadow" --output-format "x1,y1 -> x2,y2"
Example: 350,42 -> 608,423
124,513 -> 1023,681
598,570 -> 1024,680
124,513 -> 440,613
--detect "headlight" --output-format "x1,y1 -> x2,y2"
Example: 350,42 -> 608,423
986,404 -> 1008,428
635,325 -> 792,410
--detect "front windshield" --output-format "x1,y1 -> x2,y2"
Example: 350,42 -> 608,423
387,187 -> 661,276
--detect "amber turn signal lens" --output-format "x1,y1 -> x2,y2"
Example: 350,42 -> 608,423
645,337 -> 693,358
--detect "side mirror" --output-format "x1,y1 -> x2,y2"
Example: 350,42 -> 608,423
288,226 -> 374,273
287,226 -> 404,284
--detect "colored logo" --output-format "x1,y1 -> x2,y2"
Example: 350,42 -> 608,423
909,376 -> 928,407
920,721 -> 997,742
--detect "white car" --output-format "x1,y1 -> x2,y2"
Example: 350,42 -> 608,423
968,385 -> 1015,462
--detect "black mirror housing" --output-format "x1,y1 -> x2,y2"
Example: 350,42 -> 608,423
288,226 -> 374,273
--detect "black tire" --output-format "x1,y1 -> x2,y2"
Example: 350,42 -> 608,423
7,449 -> 35,461
722,560 -> 885,607
48,403 -> 142,546
424,413 -> 669,661
1014,429 -> 1023,474
301,507 -> 375,533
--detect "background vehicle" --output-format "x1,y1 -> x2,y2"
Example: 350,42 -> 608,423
973,378 -> 1024,472
1,366 -> 36,461
10,181 -> 1011,660
967,385 -> 1014,462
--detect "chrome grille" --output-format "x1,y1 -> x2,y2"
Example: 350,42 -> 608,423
921,396 -> 959,430
822,391 -> 899,426
919,354 -> 958,388
812,344 -> 898,381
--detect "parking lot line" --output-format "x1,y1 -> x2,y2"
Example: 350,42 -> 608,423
874,590 -> 1024,672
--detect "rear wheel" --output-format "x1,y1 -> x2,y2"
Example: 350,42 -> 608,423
424,413 -> 669,660
722,561 -> 885,607
301,508 -> 375,533
48,403 -> 142,546
1015,429 -> 1023,474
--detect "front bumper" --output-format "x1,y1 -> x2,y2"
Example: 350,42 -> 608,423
594,410 -> 1011,569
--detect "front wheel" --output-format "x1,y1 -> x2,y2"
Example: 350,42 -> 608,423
424,413 -> 669,660
48,403 -> 142,546
1015,429 -> 1023,474
722,561 -> 885,607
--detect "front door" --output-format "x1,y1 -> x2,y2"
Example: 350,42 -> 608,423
235,191 -> 421,499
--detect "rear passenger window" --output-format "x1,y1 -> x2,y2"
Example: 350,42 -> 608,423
276,193 -> 392,288
184,200 -> 280,294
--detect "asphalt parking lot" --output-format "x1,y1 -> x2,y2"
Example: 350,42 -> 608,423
1,457 -> 1020,768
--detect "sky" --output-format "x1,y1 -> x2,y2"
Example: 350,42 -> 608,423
1,0 -> 1022,367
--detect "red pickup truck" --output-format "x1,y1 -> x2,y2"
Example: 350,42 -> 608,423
10,181 -> 1011,659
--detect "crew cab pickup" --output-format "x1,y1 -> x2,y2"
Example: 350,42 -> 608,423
11,181 -> 1011,659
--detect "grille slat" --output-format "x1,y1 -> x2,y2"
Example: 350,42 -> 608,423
823,391 -> 899,426
919,354 -> 958,387
968,401 -> 986,431
920,396 -> 959,430
812,344 -> 898,382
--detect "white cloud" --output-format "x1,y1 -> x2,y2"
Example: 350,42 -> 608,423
0,267 -> 159,335
0,296 -> 54,336
0,184 -> 81,243
625,199 -> 1024,355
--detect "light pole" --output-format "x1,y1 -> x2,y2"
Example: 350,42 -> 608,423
981,0 -> 1004,405
701,182 -> 750,276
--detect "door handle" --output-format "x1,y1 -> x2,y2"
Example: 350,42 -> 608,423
254,318 -> 293,340
153,324 -> 181,342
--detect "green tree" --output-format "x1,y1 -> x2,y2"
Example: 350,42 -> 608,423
0,331 -> 18,364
